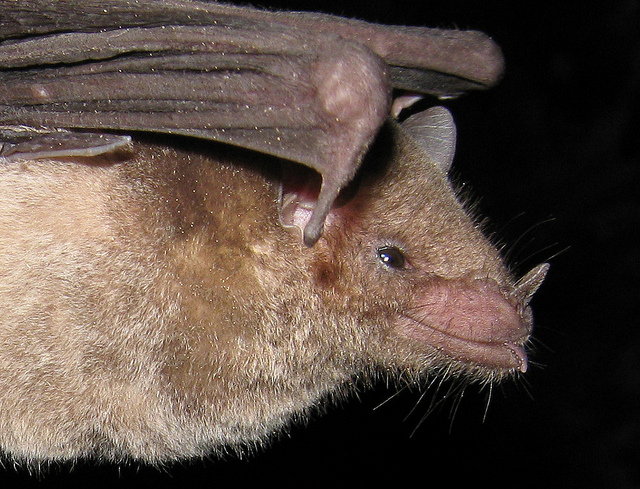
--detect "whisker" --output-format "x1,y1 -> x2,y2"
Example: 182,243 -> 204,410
503,215 -> 557,262
512,242 -> 566,273
410,390 -> 445,436
517,375 -> 535,401
493,211 -> 526,239
447,382 -> 467,433
373,383 -> 408,411
482,382 -> 493,422
527,333 -> 556,355
539,244 -> 570,264
404,374 -> 440,422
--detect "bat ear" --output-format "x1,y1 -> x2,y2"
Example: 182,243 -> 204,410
0,127 -> 131,161
400,106 -> 456,173
278,162 -> 323,244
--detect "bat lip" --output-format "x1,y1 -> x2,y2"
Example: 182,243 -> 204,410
397,316 -> 529,373
396,278 -> 532,373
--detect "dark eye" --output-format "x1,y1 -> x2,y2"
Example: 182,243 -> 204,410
377,246 -> 407,269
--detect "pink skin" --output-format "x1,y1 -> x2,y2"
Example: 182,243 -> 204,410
396,277 -> 531,373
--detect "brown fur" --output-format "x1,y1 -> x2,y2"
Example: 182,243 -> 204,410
0,123 -> 543,463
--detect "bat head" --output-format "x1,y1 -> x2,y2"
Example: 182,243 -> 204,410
277,107 -> 548,383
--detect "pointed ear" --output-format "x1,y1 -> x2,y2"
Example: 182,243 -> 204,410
400,106 -> 456,173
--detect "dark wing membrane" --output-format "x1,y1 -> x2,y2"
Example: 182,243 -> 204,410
266,12 -> 505,95
0,23 -> 390,171
0,0 -> 504,94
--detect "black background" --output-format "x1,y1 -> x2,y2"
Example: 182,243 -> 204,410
1,0 -> 638,487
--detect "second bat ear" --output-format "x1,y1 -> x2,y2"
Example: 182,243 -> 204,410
400,106 -> 457,174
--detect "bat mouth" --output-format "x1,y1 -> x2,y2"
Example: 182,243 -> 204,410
397,315 -> 529,373
395,277 -> 533,373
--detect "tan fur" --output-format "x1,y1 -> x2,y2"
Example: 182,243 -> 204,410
0,125 -> 539,463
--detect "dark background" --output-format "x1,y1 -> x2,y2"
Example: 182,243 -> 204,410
2,0 -> 638,487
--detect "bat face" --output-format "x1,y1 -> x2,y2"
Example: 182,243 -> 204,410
0,111 -> 546,463
276,118 -> 547,381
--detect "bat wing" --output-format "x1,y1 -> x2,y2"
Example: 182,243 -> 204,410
0,0 -> 504,245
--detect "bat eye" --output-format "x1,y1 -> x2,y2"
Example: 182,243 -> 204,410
377,246 -> 407,270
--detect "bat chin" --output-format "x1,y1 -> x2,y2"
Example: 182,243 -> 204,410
396,277 -> 533,374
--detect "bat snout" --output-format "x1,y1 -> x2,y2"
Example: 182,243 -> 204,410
396,276 -> 534,373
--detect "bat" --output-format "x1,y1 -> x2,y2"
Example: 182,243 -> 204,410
0,0 -> 504,245
0,0 -> 548,465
